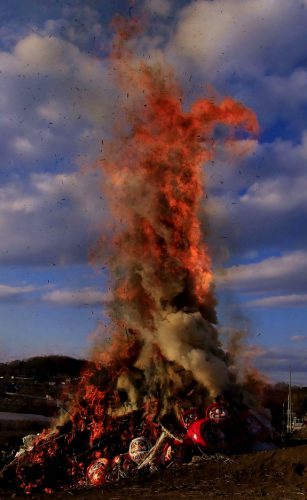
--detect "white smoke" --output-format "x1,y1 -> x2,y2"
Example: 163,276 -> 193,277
155,311 -> 230,397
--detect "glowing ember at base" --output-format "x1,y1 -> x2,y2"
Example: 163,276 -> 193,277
3,397 -> 277,493
0,17 -> 273,495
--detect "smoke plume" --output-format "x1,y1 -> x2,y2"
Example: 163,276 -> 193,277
89,17 -> 258,408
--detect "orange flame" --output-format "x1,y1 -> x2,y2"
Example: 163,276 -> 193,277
93,18 -> 258,369
15,16 -> 259,494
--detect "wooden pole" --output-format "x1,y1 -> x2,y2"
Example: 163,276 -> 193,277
287,364 -> 292,434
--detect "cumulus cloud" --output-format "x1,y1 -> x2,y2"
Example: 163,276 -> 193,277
291,335 -> 307,342
240,174 -> 307,212
13,136 -> 35,155
0,0 -> 306,374
237,68 -> 307,131
205,129 -> 307,265
0,282 -> 109,308
42,287 -> 111,307
247,294 -> 307,309
172,0 -> 307,77
164,0 -> 307,134
217,251 -> 307,294
0,170 -> 104,265
43,5 -> 105,48
0,29 -> 114,170
145,0 -> 173,17
0,284 -> 36,301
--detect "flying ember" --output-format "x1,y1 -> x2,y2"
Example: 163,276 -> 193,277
3,17 -> 278,495
90,15 -> 259,403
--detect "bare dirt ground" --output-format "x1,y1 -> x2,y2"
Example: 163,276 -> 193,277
1,443 -> 307,499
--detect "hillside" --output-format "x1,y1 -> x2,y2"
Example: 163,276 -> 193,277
0,355 -> 89,381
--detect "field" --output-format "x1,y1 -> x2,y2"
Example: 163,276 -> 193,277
1,443 -> 307,499
1,359 -> 306,499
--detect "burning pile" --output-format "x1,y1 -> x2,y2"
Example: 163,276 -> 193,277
1,16 -> 276,495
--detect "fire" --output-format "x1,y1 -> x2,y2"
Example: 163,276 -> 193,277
9,16 -> 260,494
91,17 -> 258,399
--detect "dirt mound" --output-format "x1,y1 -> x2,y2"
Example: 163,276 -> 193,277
1,444 -> 307,499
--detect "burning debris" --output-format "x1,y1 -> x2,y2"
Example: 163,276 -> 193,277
1,397 -> 277,493
0,15 -> 275,496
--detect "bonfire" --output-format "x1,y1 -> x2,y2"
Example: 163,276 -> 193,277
1,16 -> 278,495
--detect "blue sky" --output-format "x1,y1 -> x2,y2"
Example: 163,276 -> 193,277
0,0 -> 307,384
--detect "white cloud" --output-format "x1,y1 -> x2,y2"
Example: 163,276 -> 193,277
44,5 -> 104,47
0,2 -> 306,296
247,69 -> 307,129
253,346 -> 307,383
241,175 -> 307,212
0,30 -> 115,169
247,294 -> 307,308
42,287 -> 111,307
0,181 -> 39,214
0,284 -> 36,300
14,34 -> 76,74
13,136 -> 34,155
163,0 -> 307,134
0,170 -> 105,265
291,335 -> 307,342
238,131 -> 307,213
37,101 -> 62,122
205,129 -> 307,264
145,0 -> 172,16
0,281 -> 109,308
172,0 -> 307,77
217,251 -> 307,294
9,32 -> 112,122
